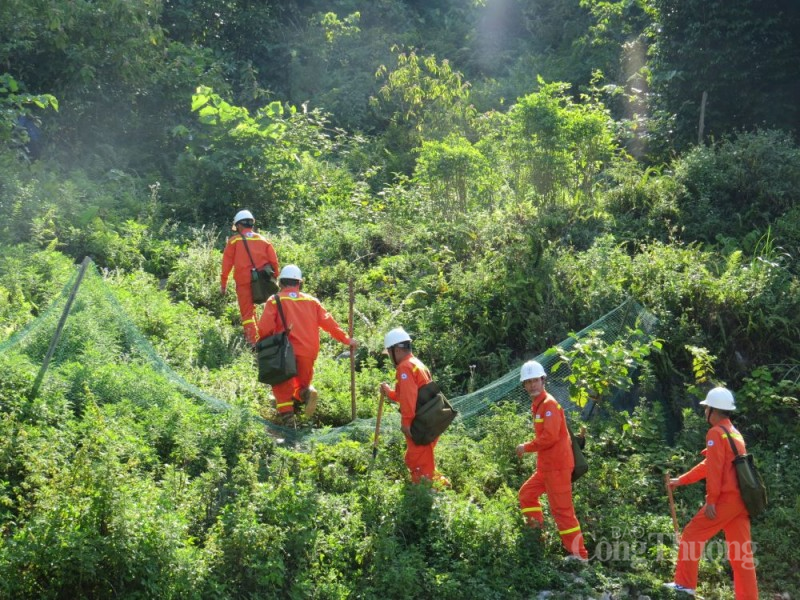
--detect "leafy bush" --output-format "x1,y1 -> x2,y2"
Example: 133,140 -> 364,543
601,163 -> 682,243
673,130 -> 800,243
553,235 -> 800,389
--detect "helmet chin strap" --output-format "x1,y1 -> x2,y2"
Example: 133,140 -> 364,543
706,407 -> 714,425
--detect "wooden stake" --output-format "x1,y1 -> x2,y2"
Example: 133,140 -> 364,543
698,90 -> 707,145
348,279 -> 356,421
372,391 -> 386,460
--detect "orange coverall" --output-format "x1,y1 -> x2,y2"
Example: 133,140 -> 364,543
385,354 -> 440,483
518,391 -> 588,559
256,286 -> 351,414
673,420 -> 759,599
220,228 -> 279,345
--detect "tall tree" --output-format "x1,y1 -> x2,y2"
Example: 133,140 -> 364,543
0,0 -> 229,170
648,0 -> 800,151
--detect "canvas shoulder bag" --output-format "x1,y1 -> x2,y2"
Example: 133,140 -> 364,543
567,419 -> 589,482
255,294 -> 297,385
410,380 -> 458,446
240,233 -> 278,304
719,425 -> 767,518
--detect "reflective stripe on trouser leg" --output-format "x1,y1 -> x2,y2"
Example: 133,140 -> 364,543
519,470 -> 546,524
271,356 -> 315,414
275,399 -> 295,413
236,283 -> 259,344
522,506 -> 544,527
242,318 -> 258,345
522,507 -> 543,515
546,472 -> 588,559
558,525 -> 587,559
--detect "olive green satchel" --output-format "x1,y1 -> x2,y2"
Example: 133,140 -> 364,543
568,421 -> 589,482
719,425 -> 767,518
240,233 -> 278,303
410,381 -> 457,446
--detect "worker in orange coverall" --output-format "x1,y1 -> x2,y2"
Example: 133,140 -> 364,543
257,265 -> 357,426
664,387 -> 759,599
516,360 -> 588,562
220,209 -> 280,346
379,327 -> 449,487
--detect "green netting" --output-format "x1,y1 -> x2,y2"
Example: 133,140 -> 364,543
1,263 -> 240,412
310,297 -> 658,445
0,268 -> 80,355
0,259 -> 658,447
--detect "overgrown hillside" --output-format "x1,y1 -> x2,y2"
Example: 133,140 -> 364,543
2,1 -> 800,598
0,247 -> 797,598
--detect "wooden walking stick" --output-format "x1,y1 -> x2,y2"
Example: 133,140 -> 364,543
665,473 -> 681,543
349,279 -> 356,422
372,391 -> 386,460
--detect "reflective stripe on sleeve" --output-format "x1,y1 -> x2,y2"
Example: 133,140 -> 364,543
269,297 -> 315,304
559,525 -> 581,536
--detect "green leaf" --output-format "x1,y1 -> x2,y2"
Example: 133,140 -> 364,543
191,94 -> 210,112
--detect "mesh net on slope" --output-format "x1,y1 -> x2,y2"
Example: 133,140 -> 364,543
309,297 -> 658,445
0,259 -> 658,446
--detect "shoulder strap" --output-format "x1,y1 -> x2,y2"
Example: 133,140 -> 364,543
718,425 -> 740,457
239,233 -> 257,269
411,357 -> 432,382
274,294 -> 289,331
565,416 -> 577,438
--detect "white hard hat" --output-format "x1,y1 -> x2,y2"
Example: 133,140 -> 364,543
699,387 -> 736,411
383,327 -> 412,350
232,209 -> 255,229
520,360 -> 546,382
279,264 -> 303,280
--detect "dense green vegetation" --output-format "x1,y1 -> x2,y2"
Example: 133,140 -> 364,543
1,1 -> 799,597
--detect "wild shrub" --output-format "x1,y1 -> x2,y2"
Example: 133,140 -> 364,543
737,364 -> 800,445
505,79 -> 620,202
173,88 -> 353,228
673,129 -> 800,243
601,163 -> 682,242
310,354 -> 386,426
165,226 -> 228,314
0,352 -> 38,418
553,235 -> 800,393
745,442 -> 800,592
414,135 -> 499,216
0,246 -> 75,318
202,465 -> 292,596
0,402 -> 204,599
773,205 -> 800,276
